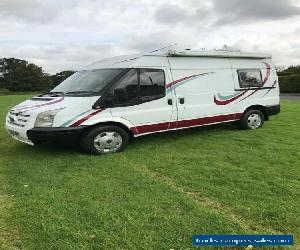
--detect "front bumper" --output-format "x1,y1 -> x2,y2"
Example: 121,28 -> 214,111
6,120 -> 34,145
27,127 -> 86,144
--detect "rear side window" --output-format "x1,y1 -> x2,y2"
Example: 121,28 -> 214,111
237,69 -> 262,88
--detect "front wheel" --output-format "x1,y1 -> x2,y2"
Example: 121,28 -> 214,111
80,125 -> 129,155
239,109 -> 265,130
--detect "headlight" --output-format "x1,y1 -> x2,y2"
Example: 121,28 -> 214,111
34,109 -> 63,127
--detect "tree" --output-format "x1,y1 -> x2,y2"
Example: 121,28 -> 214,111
0,58 -> 52,91
277,65 -> 300,93
284,65 -> 300,74
50,70 -> 75,88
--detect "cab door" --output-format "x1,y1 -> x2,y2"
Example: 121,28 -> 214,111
108,67 -> 176,135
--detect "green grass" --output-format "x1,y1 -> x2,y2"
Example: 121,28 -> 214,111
0,94 -> 299,249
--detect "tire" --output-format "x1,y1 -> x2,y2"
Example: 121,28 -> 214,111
80,125 -> 129,155
239,109 -> 265,130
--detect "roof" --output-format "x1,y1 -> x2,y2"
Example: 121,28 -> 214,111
84,54 -> 143,69
83,49 -> 271,70
148,49 -> 272,59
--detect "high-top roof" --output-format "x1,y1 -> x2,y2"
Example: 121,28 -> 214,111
83,49 -> 271,70
148,49 -> 271,59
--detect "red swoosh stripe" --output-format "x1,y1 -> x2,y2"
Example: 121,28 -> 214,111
262,62 -> 271,84
131,113 -> 242,135
238,62 -> 271,102
214,91 -> 248,105
70,109 -> 104,127
238,89 -> 259,103
17,97 -> 64,111
263,80 -> 277,97
214,62 -> 272,105
166,73 -> 210,89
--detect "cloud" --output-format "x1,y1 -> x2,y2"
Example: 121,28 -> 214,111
0,43 -> 116,73
154,0 -> 300,27
295,26 -> 300,34
0,0 -> 300,73
155,4 -> 193,25
0,0 -> 76,23
213,0 -> 300,25
154,3 -> 211,26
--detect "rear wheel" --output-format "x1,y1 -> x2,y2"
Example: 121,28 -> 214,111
239,109 -> 265,130
80,125 -> 129,155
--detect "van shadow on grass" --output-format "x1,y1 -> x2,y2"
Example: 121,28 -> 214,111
12,122 -> 239,156
12,140 -> 81,157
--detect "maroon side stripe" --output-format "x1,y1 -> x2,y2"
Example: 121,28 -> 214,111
131,113 -> 242,135
70,109 -> 104,127
177,113 -> 242,128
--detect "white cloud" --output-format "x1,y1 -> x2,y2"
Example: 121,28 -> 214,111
0,0 -> 76,23
213,0 -> 300,25
0,0 -> 299,73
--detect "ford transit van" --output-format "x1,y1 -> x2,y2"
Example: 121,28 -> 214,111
5,49 -> 280,154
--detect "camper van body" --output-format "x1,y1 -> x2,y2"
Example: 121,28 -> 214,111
5,50 -> 280,154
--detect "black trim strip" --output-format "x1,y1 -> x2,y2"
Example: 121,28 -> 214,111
234,86 -> 276,91
27,127 -> 86,144
266,105 -> 280,116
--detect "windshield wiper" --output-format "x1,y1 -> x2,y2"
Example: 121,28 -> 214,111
40,91 -> 65,97
64,91 -> 98,95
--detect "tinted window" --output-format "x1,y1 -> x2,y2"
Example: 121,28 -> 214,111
238,69 -> 262,88
139,69 -> 165,97
107,68 -> 165,106
113,69 -> 139,103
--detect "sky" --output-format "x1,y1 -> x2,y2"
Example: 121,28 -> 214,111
0,0 -> 300,74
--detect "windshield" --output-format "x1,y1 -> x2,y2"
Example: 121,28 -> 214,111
51,69 -> 126,95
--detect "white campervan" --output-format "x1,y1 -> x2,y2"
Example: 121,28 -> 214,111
5,49 -> 280,154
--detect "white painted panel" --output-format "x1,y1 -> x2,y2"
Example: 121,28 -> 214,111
170,68 -> 236,120
168,57 -> 231,70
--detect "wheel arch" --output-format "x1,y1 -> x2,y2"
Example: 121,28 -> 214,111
81,121 -> 134,139
243,105 -> 269,121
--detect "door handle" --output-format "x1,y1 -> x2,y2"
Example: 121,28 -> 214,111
179,97 -> 185,104
167,98 -> 173,105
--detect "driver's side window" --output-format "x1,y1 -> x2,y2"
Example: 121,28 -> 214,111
107,68 -> 165,107
110,69 -> 139,104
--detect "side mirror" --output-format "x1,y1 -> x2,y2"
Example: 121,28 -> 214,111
93,88 -> 132,109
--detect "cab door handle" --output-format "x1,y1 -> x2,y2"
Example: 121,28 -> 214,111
167,98 -> 173,105
179,97 -> 185,104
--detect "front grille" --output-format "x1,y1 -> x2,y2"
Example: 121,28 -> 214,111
8,110 -> 30,127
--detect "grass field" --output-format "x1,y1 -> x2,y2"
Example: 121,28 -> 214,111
0,94 -> 299,249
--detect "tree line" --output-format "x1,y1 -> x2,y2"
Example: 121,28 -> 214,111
277,66 -> 300,93
0,58 -> 75,92
0,57 -> 299,93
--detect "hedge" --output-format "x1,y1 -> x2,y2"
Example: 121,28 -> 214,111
278,75 -> 300,93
